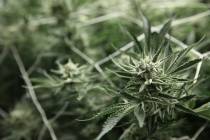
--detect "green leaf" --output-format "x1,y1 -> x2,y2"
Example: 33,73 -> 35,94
129,57 -> 137,66
175,46 -> 194,64
152,19 -> 172,62
150,32 -> 160,55
171,77 -> 190,82
158,93 -> 177,100
171,58 -> 201,73
152,43 -> 164,62
163,42 -> 172,57
175,104 -> 210,121
194,102 -> 210,121
111,59 -> 134,74
141,13 -> 151,53
125,52 -> 140,60
107,68 -> 132,79
159,19 -> 172,40
78,103 -> 131,121
95,105 -> 135,140
129,31 -> 144,56
134,105 -> 145,128
162,50 -> 179,71
120,91 -> 141,102
179,95 -> 195,102
166,47 -> 195,72
175,104 -> 197,115
168,36 -> 205,72
153,49 -> 162,62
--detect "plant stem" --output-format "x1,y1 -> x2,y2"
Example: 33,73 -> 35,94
191,122 -> 208,140
65,39 -> 115,87
11,47 -> 58,140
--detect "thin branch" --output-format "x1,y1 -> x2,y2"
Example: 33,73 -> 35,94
27,52 -> 59,75
191,122 -> 208,140
203,51 -> 210,60
78,12 -> 125,27
65,39 -> 115,86
29,17 -> 57,27
154,10 -> 210,30
165,34 -> 203,57
96,34 -> 145,66
70,44 -> 95,65
170,136 -> 190,140
52,102 -> 69,121
38,102 -> 69,140
151,1 -> 208,9
76,4 -> 210,28
171,10 -> 210,27
11,47 -> 58,140
95,10 -> 210,66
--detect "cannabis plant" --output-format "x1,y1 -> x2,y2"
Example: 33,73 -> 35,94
87,16 -> 209,140
33,58 -> 99,101
1,0 -> 210,140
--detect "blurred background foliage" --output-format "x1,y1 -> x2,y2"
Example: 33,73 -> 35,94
0,0 -> 210,140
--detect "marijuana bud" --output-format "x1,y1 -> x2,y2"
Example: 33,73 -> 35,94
93,18 -> 204,140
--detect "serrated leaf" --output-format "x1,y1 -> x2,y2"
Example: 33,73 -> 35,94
171,59 -> 201,73
95,105 -> 135,140
78,103 -> 131,121
167,36 -> 205,72
134,105 -> 145,128
161,51 -> 179,71
166,47 -> 195,72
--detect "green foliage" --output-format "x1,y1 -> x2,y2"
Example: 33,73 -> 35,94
1,0 -> 210,140
33,59 -> 96,100
92,16 -> 209,140
95,104 -> 135,140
